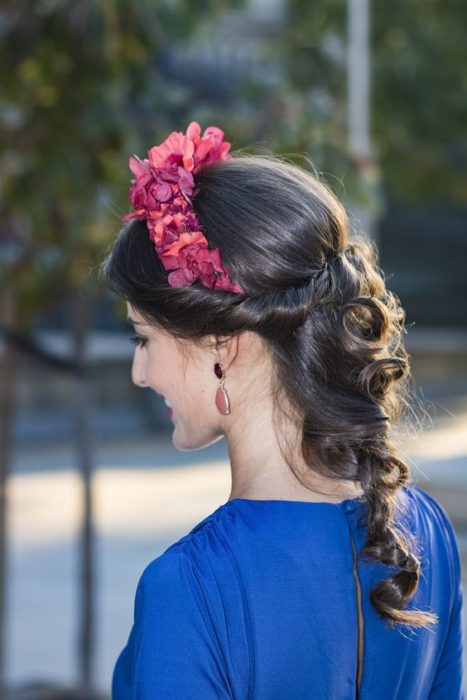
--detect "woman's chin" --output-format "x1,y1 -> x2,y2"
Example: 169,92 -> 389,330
171,426 -> 224,452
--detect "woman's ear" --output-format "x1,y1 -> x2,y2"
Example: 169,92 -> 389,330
204,333 -> 240,373
207,330 -> 265,375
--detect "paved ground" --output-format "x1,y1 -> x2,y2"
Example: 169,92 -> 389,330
4,390 -> 467,695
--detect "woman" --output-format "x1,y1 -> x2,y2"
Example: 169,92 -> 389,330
101,122 -> 464,698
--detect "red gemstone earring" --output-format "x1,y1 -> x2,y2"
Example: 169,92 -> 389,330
214,362 -> 231,415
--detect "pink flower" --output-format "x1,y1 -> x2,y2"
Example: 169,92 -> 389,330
177,167 -> 196,197
147,121 -> 232,175
167,267 -> 197,287
148,129 -> 196,172
123,121 -> 245,295
192,125 -> 232,171
150,214 -> 181,249
161,231 -> 207,263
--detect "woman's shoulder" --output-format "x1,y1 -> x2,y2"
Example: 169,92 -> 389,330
403,483 -> 460,543
134,497 -> 277,611
399,483 -> 462,585
135,504 -> 234,597
132,507 -> 248,656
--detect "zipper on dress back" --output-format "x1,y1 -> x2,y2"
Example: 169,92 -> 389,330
350,532 -> 364,698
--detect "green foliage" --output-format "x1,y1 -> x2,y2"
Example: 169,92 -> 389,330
372,0 -> 467,201
274,0 -> 467,203
0,0 -> 241,324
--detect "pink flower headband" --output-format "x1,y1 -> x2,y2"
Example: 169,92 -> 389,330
122,121 -> 245,294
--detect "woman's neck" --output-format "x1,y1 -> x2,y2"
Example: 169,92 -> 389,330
224,396 -> 363,504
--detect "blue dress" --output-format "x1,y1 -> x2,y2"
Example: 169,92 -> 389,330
112,484 -> 465,699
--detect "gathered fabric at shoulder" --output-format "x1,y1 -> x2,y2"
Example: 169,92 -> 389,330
111,546 -> 233,699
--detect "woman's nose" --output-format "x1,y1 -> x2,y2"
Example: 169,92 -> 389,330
131,353 -> 149,388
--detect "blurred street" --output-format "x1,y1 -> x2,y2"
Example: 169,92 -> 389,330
5,391 -> 467,695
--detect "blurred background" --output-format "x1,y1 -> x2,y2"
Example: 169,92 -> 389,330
0,0 -> 466,697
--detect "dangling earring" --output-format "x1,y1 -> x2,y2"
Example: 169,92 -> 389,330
214,362 -> 231,415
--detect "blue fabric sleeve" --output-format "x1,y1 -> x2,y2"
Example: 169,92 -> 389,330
130,548 -> 232,699
424,493 -> 466,699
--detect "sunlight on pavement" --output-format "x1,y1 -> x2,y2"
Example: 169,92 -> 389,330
9,460 -> 232,549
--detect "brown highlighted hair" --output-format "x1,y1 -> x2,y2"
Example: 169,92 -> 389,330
100,152 -> 437,630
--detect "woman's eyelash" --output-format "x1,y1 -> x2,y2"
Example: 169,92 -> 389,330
129,334 -> 148,348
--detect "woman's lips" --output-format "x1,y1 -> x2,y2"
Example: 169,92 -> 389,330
155,391 -> 173,417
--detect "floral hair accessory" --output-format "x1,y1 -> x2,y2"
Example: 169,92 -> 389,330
123,121 -> 245,294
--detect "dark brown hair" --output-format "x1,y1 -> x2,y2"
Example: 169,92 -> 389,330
99,152 -> 437,630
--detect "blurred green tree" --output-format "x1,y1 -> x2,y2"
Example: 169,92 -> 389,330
269,0 -> 467,204
372,0 -> 467,202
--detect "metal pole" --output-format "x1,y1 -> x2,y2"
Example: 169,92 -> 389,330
0,282 -> 16,700
347,0 -> 379,246
348,0 -> 371,159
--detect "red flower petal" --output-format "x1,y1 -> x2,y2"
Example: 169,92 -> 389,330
162,231 -> 207,258
167,267 -> 196,287
154,182 -> 172,202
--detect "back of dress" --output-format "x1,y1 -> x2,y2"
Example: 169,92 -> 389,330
112,484 -> 465,699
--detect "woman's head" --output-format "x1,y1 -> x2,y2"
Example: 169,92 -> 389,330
100,150 -> 437,630
117,154 -> 349,453
125,297 -> 274,454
